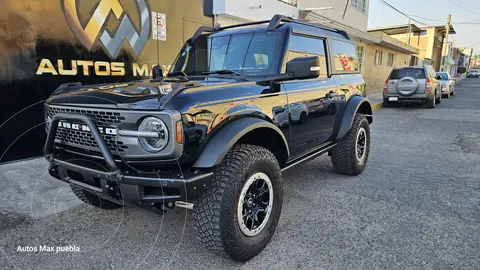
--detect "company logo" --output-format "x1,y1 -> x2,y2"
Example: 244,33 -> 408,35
62,0 -> 151,58
58,121 -> 118,135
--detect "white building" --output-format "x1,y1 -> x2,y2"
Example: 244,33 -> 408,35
204,0 -> 377,73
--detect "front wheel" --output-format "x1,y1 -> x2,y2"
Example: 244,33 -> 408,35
436,90 -> 442,104
331,113 -> 371,176
193,144 -> 283,262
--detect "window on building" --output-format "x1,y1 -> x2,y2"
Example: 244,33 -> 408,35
332,40 -> 359,72
357,45 -> 365,73
278,0 -> 297,7
374,50 -> 383,66
387,53 -> 395,67
420,30 -> 427,36
287,35 -> 328,78
350,0 -> 366,12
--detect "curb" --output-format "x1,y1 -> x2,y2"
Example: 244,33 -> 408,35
371,102 -> 383,111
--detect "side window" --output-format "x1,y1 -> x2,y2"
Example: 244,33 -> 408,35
332,40 -> 359,72
287,35 -> 328,78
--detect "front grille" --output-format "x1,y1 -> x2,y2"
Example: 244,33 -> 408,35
56,123 -> 128,152
47,106 -> 126,125
48,106 -> 128,153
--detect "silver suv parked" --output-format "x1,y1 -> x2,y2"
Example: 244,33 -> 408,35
383,66 -> 441,108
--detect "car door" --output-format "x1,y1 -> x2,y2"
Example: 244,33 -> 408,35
281,35 -> 339,158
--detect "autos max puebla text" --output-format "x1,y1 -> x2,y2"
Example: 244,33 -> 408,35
17,245 -> 80,253
36,59 -> 172,77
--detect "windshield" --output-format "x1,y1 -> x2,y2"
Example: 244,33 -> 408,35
170,32 -> 282,76
437,73 -> 448,80
389,68 -> 426,79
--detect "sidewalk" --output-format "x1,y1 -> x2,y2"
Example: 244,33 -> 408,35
367,92 -> 383,111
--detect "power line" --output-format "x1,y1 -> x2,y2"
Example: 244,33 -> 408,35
408,14 -> 480,24
376,0 -> 429,26
447,0 -> 480,17
451,0 -> 480,13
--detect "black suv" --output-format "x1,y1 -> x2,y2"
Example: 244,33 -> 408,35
44,15 -> 373,261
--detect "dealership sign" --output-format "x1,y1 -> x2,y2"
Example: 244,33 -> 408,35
63,0 -> 150,58
36,0 -> 170,77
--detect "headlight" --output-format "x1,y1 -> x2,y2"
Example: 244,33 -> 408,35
138,117 -> 169,153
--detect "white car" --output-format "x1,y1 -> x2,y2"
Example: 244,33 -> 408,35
436,72 -> 456,98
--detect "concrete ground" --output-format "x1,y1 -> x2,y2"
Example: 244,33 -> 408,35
1,79 -> 479,269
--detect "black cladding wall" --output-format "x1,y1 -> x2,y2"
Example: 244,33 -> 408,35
0,0 -> 211,163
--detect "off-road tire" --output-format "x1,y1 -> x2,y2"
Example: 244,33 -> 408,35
71,185 -> 122,209
426,97 -> 436,108
331,113 -> 370,176
193,144 -> 283,262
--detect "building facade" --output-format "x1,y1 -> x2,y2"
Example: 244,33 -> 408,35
371,24 -> 456,72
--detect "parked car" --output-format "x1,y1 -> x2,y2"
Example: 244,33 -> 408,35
467,69 -> 479,78
383,66 -> 442,108
436,72 -> 456,98
43,14 -> 373,262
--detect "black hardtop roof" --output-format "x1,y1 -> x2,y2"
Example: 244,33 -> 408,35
192,14 -> 349,41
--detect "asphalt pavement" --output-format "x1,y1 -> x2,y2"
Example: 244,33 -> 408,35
1,79 -> 479,269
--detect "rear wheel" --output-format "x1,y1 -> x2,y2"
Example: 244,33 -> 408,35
426,96 -> 436,108
193,144 -> 283,262
331,113 -> 370,176
436,90 -> 442,104
71,185 -> 122,209
383,99 -> 390,108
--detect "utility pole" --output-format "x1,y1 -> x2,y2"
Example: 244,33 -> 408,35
407,18 -> 412,45
441,14 -> 451,72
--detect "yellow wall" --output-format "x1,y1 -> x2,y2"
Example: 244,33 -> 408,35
362,43 -> 412,94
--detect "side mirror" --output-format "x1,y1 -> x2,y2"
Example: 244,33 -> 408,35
286,56 -> 320,80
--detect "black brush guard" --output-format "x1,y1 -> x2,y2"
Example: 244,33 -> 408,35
45,113 -> 212,205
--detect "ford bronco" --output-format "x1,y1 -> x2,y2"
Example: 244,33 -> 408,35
44,15 -> 373,261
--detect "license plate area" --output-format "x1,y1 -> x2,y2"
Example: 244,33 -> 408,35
389,97 -> 399,101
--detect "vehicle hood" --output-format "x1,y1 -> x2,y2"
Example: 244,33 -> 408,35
46,79 -> 235,110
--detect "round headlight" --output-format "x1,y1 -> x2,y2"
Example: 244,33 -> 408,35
138,117 -> 169,153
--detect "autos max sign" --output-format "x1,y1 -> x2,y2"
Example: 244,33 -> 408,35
1,0 -> 215,163
35,0 -> 170,77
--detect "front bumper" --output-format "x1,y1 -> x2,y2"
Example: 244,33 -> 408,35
45,113 -> 212,205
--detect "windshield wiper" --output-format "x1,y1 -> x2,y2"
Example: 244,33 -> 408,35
166,71 -> 189,82
202,70 -> 242,76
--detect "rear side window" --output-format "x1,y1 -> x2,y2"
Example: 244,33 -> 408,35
389,68 -> 426,79
287,35 -> 328,78
332,40 -> 359,72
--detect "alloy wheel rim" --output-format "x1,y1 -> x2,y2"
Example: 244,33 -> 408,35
355,127 -> 367,163
237,172 -> 274,237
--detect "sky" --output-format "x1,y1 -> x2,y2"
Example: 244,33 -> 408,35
368,0 -> 480,54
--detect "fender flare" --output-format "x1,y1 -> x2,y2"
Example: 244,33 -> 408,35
193,117 -> 289,168
335,95 -> 373,140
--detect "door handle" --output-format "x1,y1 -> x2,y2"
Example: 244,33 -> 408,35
327,91 -> 338,99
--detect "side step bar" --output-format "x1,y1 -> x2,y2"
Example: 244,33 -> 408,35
281,143 -> 336,172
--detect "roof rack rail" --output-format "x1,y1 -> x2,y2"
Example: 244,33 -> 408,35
267,14 -> 349,39
191,14 -> 349,41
